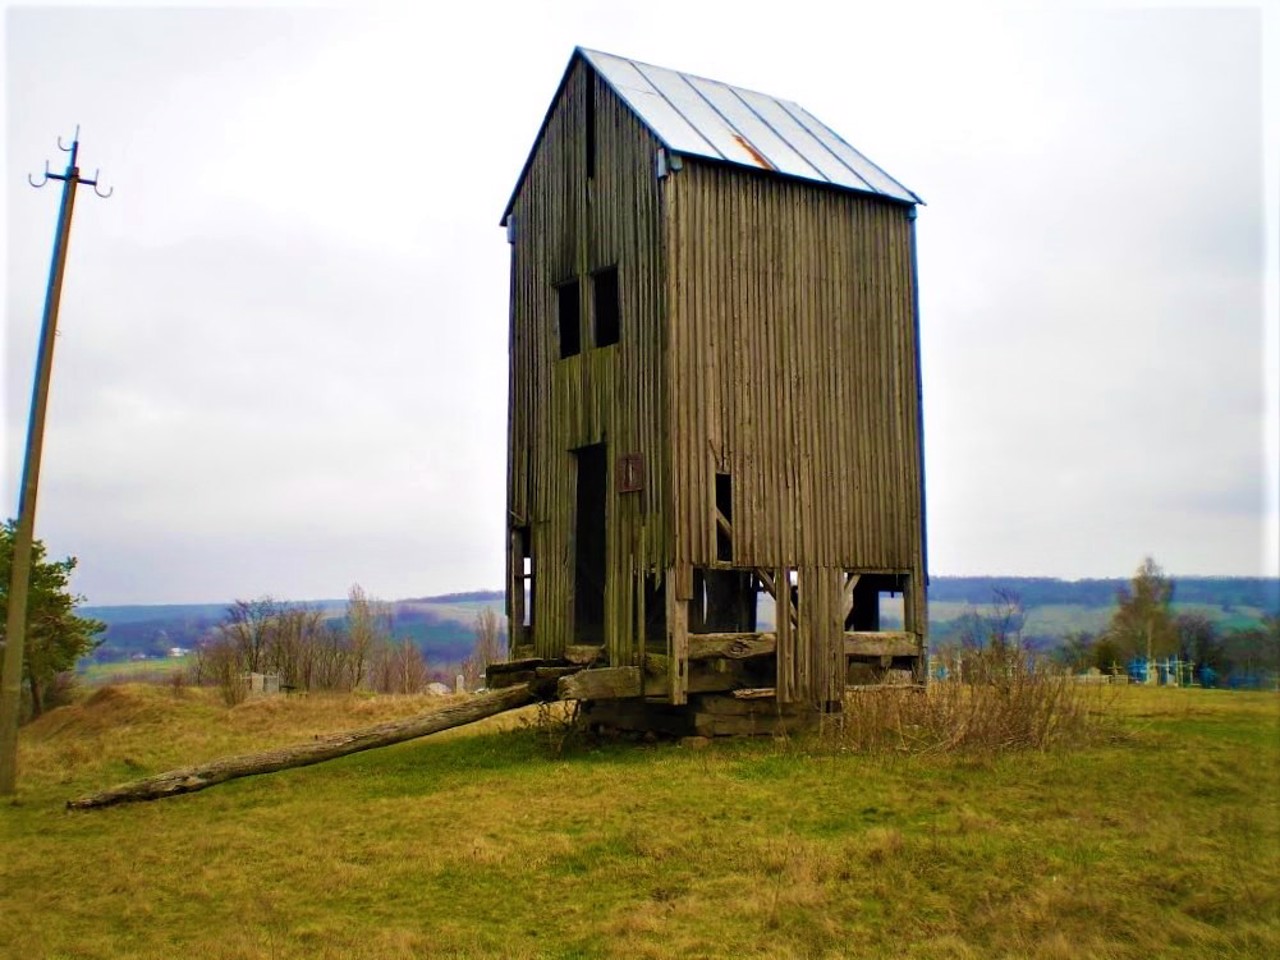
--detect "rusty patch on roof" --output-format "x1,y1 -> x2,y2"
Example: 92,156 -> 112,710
732,134 -> 774,170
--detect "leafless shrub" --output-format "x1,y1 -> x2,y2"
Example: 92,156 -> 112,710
831,647 -> 1104,755
520,699 -> 582,757
197,636 -> 247,706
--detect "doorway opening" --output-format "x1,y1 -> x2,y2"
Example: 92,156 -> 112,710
573,443 -> 607,644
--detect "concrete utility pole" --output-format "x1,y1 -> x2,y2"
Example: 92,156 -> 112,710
0,128 -> 110,795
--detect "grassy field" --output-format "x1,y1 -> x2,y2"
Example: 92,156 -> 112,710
77,655 -> 193,686
2,684 -> 1277,959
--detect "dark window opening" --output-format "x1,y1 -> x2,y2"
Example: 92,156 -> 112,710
643,573 -> 666,650
585,75 -> 596,180
573,444 -> 607,644
557,279 -> 581,358
588,267 -> 619,345
714,473 -> 732,561
593,266 -> 620,347
690,568 -> 757,634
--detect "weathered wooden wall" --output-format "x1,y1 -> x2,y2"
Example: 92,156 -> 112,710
663,162 -> 928,701
664,161 -> 925,576
506,59 -> 668,668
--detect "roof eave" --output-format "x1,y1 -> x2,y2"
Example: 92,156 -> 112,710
673,152 -> 924,207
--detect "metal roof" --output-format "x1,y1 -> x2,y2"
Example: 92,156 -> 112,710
502,48 -> 921,222
580,49 -> 919,204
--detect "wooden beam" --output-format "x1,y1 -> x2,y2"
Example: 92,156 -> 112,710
486,658 -> 546,676
731,687 -> 776,700
845,632 -> 918,658
564,645 -> 605,665
688,633 -> 775,660
715,510 -> 732,539
686,631 -> 921,661
68,685 -> 539,810
557,667 -> 643,701
755,568 -> 778,600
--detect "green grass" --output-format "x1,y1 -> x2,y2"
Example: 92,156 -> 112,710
2,685 -> 1277,958
78,656 -> 193,685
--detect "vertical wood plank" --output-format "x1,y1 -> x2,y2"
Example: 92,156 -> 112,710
667,567 -> 689,705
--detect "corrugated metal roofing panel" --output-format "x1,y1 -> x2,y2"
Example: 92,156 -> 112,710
584,51 -> 720,157
578,47 -> 920,205
682,74 -> 824,177
785,103 -> 920,202
733,88 -> 875,191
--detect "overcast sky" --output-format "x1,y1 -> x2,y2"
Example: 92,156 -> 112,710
4,0 -> 1278,605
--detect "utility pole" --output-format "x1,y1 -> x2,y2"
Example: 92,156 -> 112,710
0,128 -> 110,795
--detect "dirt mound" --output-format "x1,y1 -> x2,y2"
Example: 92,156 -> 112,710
25,683 -> 188,741
84,684 -> 129,709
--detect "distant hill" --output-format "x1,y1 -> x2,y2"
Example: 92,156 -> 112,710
925,576 -> 1280,611
79,578 -> 1276,666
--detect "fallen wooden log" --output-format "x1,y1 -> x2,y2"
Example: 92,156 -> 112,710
67,684 -> 537,811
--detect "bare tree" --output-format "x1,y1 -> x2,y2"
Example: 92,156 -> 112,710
267,606 -> 325,690
462,607 -> 506,690
346,584 -> 391,690
369,639 -> 430,695
220,598 -> 282,674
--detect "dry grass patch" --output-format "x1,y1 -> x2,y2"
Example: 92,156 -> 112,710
1,684 -> 1277,959
831,654 -> 1112,756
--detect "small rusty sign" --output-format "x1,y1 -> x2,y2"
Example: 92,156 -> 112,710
618,453 -> 645,493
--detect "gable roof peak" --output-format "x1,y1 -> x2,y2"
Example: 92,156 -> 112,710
502,47 -> 920,224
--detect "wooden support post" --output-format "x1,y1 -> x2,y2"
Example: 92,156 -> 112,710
775,567 -> 795,703
667,567 -> 689,705
507,528 -> 525,652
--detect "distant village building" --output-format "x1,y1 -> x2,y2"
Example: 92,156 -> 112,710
500,48 -> 927,729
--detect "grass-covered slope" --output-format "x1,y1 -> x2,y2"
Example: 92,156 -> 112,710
2,686 -> 1277,959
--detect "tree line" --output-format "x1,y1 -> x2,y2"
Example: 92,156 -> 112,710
194,586 -> 507,705
936,557 -> 1280,684
1055,557 -> 1280,683
928,575 -> 1279,611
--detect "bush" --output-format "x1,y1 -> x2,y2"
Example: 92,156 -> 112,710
830,648 -> 1106,755
194,636 -> 247,706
